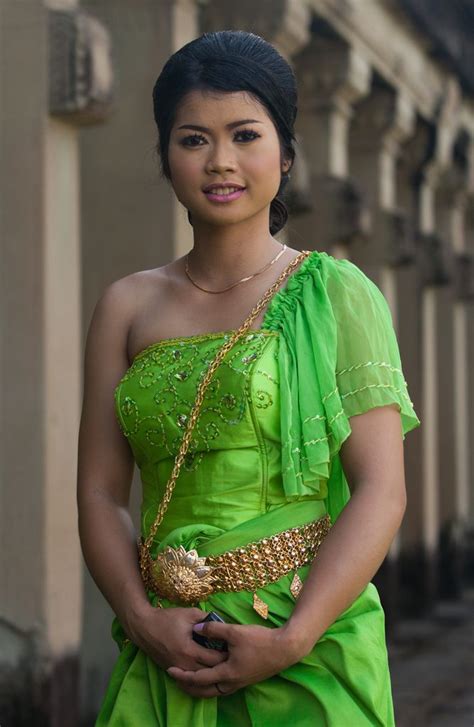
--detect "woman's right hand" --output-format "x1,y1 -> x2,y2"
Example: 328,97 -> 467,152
128,603 -> 229,671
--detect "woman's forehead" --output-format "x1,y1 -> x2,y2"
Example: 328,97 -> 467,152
174,89 -> 268,125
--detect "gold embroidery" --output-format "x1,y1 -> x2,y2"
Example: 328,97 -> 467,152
336,360 -> 403,376
253,593 -> 269,619
340,382 -> 411,402
303,413 -> 326,423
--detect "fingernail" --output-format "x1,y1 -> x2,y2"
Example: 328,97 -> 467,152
193,623 -> 205,631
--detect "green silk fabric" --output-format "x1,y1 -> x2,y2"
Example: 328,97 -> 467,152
95,251 -> 420,725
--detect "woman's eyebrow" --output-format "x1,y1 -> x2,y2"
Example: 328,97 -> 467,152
177,119 -> 263,132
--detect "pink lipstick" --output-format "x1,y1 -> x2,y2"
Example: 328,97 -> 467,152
203,188 -> 246,203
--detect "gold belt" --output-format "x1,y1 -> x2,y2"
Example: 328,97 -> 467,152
139,513 -> 332,617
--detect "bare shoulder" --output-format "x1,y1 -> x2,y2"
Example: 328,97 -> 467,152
90,264 -> 171,334
100,265 -> 166,305
87,274 -> 135,348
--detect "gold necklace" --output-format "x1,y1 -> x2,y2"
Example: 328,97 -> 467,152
185,243 -> 287,294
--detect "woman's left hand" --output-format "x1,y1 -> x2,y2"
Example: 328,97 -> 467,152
166,620 -> 302,698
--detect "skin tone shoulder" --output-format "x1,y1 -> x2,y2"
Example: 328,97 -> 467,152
77,88 -> 408,700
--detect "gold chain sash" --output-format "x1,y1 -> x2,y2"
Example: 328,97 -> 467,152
137,249 -> 332,616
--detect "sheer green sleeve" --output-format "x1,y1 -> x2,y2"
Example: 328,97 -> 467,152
263,250 -> 421,502
328,258 -> 421,438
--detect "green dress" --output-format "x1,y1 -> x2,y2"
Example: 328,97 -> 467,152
95,250 -> 421,726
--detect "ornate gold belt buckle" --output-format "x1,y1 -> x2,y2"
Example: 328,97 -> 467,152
150,545 -> 217,604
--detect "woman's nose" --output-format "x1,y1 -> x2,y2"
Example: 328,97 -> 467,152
206,144 -> 237,173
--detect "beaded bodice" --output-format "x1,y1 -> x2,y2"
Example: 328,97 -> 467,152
113,248 -> 422,542
114,330 -> 302,541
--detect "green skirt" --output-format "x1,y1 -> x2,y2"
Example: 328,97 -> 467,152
95,501 -> 395,726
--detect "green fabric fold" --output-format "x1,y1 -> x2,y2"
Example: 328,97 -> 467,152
262,250 -> 421,502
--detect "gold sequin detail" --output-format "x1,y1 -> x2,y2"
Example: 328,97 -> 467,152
290,572 -> 304,599
253,593 -> 269,619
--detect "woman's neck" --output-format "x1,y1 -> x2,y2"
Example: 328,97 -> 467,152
187,233 -> 284,288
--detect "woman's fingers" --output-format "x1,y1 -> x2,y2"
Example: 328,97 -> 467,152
193,648 -> 228,667
192,620 -> 235,645
168,662 -> 229,688
191,637 -> 229,667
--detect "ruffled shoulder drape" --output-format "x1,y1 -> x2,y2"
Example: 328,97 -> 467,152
263,250 -> 421,501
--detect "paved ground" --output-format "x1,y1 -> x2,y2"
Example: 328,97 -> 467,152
388,590 -> 474,726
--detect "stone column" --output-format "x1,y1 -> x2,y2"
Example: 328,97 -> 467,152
346,82 -> 418,626
293,35 -> 372,254
434,128 -> 474,597
349,84 -> 416,277
172,0 -> 202,259
0,2 -> 113,723
0,5 -> 50,723
414,79 -> 464,609
395,118 -> 435,615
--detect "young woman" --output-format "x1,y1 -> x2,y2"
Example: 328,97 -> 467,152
78,30 -> 421,726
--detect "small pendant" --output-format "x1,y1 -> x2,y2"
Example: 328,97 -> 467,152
290,572 -> 303,600
252,592 -> 269,619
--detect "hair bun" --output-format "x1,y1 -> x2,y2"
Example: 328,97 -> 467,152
270,197 -> 289,236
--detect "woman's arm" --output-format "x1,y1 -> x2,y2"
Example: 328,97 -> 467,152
77,278 -> 228,670
77,278 -> 151,640
281,402 -> 407,658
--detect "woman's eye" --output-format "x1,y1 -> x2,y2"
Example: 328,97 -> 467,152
235,129 -> 260,142
180,133 -> 207,147
180,129 -> 261,147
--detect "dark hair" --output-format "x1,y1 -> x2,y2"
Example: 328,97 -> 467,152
152,30 -> 298,235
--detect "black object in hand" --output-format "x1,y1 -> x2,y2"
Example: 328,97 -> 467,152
192,611 -> 229,652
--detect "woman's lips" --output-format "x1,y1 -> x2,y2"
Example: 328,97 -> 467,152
203,188 -> 246,203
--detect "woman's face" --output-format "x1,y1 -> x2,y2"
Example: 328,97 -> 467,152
167,89 -> 290,229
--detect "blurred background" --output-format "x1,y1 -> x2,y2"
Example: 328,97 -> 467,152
1,0 -> 473,725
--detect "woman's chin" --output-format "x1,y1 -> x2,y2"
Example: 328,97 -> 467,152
191,209 -> 253,228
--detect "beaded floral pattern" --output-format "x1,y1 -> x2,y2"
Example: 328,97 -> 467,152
114,331 -> 280,472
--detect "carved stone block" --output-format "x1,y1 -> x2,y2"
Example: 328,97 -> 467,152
378,208 -> 417,267
416,231 -> 453,286
48,9 -> 114,124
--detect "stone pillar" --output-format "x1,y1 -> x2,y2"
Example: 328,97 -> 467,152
0,5 -> 50,723
349,83 -> 416,277
413,79 -> 464,609
395,118 -> 435,615
434,128 -> 474,597
49,4 -> 115,723
293,35 -> 372,253
0,2 -> 112,724
172,0 -> 202,259
347,81 -> 418,626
